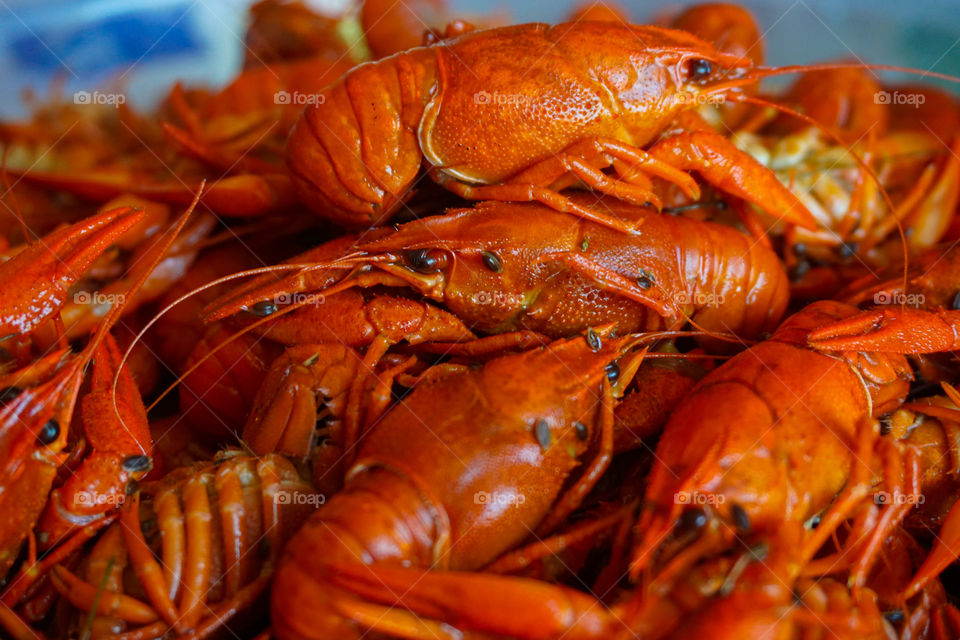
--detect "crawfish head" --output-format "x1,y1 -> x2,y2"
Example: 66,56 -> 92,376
561,23 -> 755,142
346,201 -> 676,334
0,356 -> 78,572
351,205 -> 551,328
0,357 -> 76,481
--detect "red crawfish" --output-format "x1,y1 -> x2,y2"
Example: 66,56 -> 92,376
269,327 -> 652,640
0,195 -> 199,638
206,198 -> 790,343
303,301 -> 926,639
50,451 -> 317,639
285,20 -> 817,231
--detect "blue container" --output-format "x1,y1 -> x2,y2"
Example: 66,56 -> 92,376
0,0 -> 245,116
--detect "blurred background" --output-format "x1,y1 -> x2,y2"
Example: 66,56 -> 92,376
0,0 -> 957,117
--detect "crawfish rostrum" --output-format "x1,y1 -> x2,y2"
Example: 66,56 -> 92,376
1,1 -> 960,639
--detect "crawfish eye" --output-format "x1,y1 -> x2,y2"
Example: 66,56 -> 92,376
605,361 -> 620,383
534,418 -> 551,449
37,419 -> 60,446
122,455 -> 152,473
676,507 -> 708,535
585,327 -> 602,352
0,386 -> 22,405
636,270 -> 655,291
408,249 -> 447,273
481,251 -> 503,273
883,610 -> 905,624
838,242 -> 857,259
247,300 -> 277,317
573,421 -> 589,441
731,502 -> 751,532
687,58 -> 713,81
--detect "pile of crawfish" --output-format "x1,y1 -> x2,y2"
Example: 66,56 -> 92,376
4,0 -> 960,638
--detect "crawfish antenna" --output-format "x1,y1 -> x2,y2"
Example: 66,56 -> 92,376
751,62 -> 960,85
142,260 -> 370,414
106,183 -> 206,444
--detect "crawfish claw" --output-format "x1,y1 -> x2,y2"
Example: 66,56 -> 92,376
808,308 -> 960,354
0,206 -> 144,336
326,562 -> 616,640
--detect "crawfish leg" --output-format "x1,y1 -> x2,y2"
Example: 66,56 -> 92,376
799,417 -> 878,566
511,147 -> 681,209
257,454 -> 316,561
932,603 -> 960,639
848,443 -> 921,592
415,330 -> 551,357
108,621 -> 169,640
800,506 -> 877,577
121,492 -> 180,627
162,121 -> 279,176
431,166 -> 642,234
903,137 -> 960,250
508,137 -> 700,204
906,478 -> 960,599
179,475 -> 214,631
365,355 -> 418,431
215,458 -> 261,597
647,129 -> 817,229
259,457 -> 288,562
47,522 -> 153,628
180,458 -> 308,639
155,487 -> 186,603
1,514 -> 116,606
729,198 -> 773,247
343,335 -> 391,461
50,565 -> 159,625
82,523 -> 132,635
178,572 -> 272,640
0,606 -> 45,640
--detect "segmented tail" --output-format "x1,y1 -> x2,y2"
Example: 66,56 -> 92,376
286,50 -> 437,227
